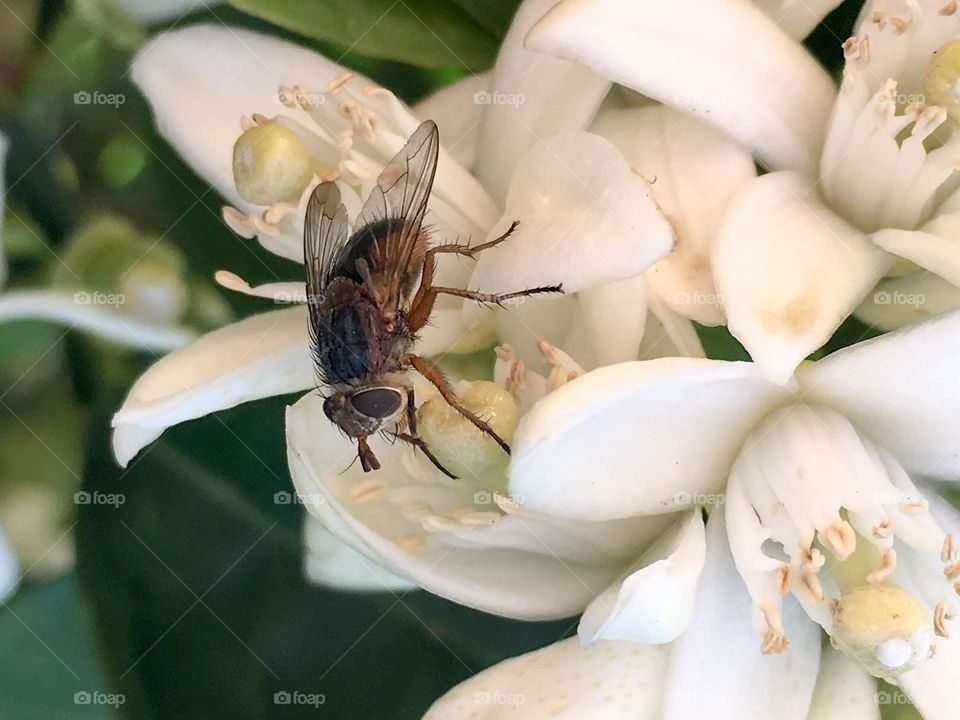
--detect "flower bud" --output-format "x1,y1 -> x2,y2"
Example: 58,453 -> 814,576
232,120 -> 318,205
416,381 -> 519,485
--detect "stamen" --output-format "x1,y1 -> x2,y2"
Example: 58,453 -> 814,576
394,534 -> 426,554
889,14 -> 912,33
240,115 -> 255,131
458,511 -> 502,527
328,72 -> 354,94
943,560 -> 960,580
349,478 -> 389,503
222,206 -> 257,239
263,202 -> 296,225
873,519 -> 893,539
506,358 -> 527,400
867,549 -> 898,584
934,603 -> 955,638
801,546 -> 826,571
942,534 -> 958,563
421,514 -> 462,533
760,601 -> 788,655
776,565 -> 792,594
821,521 -> 857,561
798,570 -> 824,603
941,0 -> 958,16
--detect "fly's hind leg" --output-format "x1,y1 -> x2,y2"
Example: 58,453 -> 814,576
392,387 -> 458,478
402,353 -> 511,454
431,284 -> 563,307
428,220 -> 521,258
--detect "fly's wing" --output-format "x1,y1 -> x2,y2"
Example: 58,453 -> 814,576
304,181 -> 349,370
351,120 -> 439,311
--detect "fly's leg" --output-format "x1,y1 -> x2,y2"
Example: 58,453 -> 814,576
408,221 -> 524,332
357,435 -> 381,472
389,387 -> 458,478
402,353 -> 511,454
431,285 -> 562,307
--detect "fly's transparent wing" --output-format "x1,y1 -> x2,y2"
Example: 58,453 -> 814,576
350,120 -> 439,303
304,181 -> 348,353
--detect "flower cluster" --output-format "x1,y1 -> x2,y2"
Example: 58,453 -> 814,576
113,0 -> 960,718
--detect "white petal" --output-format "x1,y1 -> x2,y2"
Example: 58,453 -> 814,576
755,0 -> 844,39
474,0 -> 611,201
579,510 -> 706,645
593,105 -> 756,326
0,290 -> 196,350
214,270 -> 305,303
302,516 -> 415,592
661,511 -> 821,720
805,646 -> 879,720
470,132 -> 674,296
527,0 -> 836,174
714,172 -> 891,384
798,308 -> 960,479
413,72 -> 489,171
286,392 -> 669,619
642,298 -> 706,360
854,270 -> 960,331
509,359 -> 788,520
0,521 -> 20,604
112,307 -> 313,466
423,637 -> 668,720
872,215 -> 960,289
0,132 -> 8,287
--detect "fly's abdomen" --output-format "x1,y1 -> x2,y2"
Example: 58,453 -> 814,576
313,303 -> 370,384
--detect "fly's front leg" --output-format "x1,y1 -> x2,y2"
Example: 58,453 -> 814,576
402,353 -> 511,454
357,435 -> 381,472
428,220 -> 521,258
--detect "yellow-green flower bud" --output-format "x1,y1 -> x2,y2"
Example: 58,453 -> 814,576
924,39 -> 960,123
416,381 -> 519,486
832,583 -> 933,678
232,120 -> 318,205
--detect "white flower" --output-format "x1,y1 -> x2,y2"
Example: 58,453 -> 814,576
529,0 -> 960,383
495,308 -> 960,718
109,0 -> 751,612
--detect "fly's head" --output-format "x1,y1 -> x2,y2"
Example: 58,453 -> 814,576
322,384 -> 407,471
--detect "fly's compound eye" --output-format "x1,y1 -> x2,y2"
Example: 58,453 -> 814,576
350,387 -> 403,419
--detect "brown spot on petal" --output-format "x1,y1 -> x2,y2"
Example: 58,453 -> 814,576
760,292 -> 819,336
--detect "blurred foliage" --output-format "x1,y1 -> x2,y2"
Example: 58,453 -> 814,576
0,0 -> 933,718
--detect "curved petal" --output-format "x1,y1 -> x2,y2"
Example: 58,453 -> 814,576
642,297 -> 706,360
579,510 -> 706,645
854,270 -> 960,331
872,215 -> 960,289
805,646 -> 879,720
423,636 -> 669,720
527,0 -> 836,174
470,131 -> 675,296
661,511 -> 821,720
112,306 -> 313,466
593,105 -> 756,325
302,516 -> 415,592
413,72 -> 490,171
0,290 -> 196,350
798,308 -> 960,479
509,358 -> 789,520
287,392 -> 674,620
755,0 -> 844,39
474,0 -> 611,201
714,172 -> 891,384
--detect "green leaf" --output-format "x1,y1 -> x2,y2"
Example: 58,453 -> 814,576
0,576 -> 114,719
77,393 -> 572,719
224,0 -> 500,69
